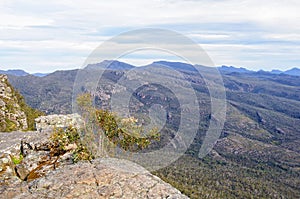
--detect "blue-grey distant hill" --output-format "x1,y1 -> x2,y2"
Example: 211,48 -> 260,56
219,65 -> 300,76
283,68 -> 300,76
85,60 -> 135,70
32,73 -> 49,77
150,61 -> 197,72
0,69 -> 29,76
0,69 -> 48,77
218,65 -> 251,74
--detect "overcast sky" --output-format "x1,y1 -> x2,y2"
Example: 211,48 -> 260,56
0,0 -> 300,73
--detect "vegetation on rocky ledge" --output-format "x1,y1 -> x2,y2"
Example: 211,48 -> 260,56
50,126 -> 94,163
0,75 -> 43,132
77,93 -> 160,157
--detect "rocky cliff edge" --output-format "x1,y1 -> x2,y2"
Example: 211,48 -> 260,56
0,116 -> 188,199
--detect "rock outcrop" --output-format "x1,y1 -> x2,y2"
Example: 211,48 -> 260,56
0,130 -> 74,186
3,158 -> 188,198
0,130 -> 188,198
0,74 -> 28,131
35,114 -> 84,132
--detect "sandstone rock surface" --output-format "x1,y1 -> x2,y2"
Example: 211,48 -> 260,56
35,114 -> 84,132
6,158 -> 188,199
0,131 -> 188,199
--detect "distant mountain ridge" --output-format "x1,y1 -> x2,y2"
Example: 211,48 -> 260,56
0,69 -> 48,77
218,65 -> 251,73
283,67 -> 300,76
1,61 -> 300,77
219,65 -> 300,76
32,72 -> 49,77
85,60 -> 135,70
151,61 -> 198,72
0,69 -> 29,76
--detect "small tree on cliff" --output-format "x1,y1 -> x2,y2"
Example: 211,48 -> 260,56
76,93 -> 160,158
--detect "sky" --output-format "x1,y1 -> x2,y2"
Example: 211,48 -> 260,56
0,0 -> 300,73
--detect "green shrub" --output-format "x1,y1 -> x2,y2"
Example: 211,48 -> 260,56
11,154 -> 23,165
50,126 -> 94,162
96,109 -> 160,152
76,93 -> 160,156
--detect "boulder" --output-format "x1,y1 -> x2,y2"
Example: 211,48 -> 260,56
35,114 -> 84,132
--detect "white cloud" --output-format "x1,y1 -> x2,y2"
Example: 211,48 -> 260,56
0,14 -> 53,27
0,0 -> 300,72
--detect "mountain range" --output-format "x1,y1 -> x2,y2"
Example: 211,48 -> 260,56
219,65 -> 300,76
1,61 -> 300,77
2,60 -> 300,198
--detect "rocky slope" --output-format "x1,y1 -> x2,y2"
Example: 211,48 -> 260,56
0,74 -> 28,131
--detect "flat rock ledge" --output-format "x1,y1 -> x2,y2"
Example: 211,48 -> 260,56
0,131 -> 188,199
2,158 -> 188,199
